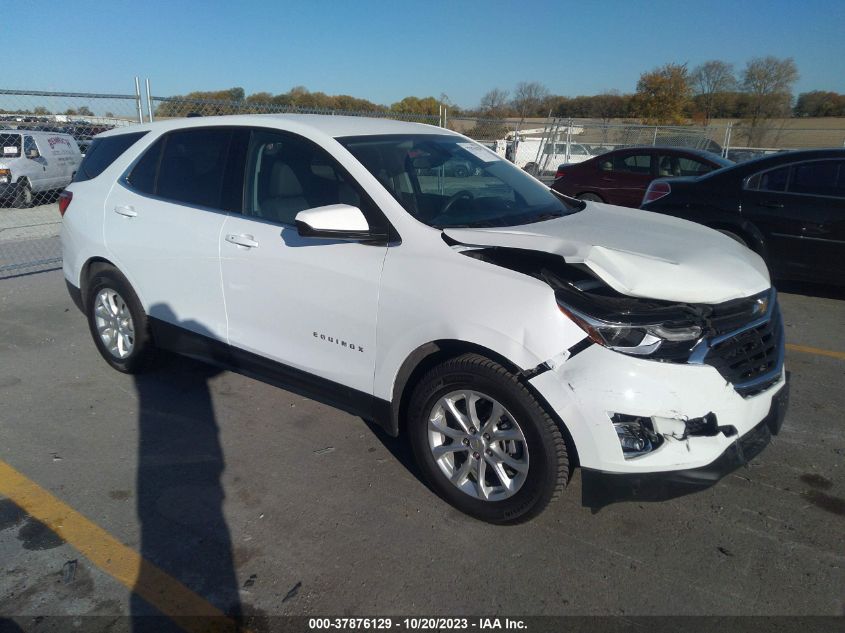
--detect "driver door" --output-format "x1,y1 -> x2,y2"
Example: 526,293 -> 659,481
220,128 -> 388,396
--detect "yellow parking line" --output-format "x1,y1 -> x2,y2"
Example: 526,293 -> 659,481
0,460 -> 242,633
786,343 -> 845,361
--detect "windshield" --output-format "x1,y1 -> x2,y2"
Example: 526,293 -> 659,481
338,134 -> 582,228
1,133 -> 22,159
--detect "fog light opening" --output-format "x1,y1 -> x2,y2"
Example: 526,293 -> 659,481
611,414 -> 664,459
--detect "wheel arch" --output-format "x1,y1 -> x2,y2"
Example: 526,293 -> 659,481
386,339 -> 580,469
78,256 -> 121,311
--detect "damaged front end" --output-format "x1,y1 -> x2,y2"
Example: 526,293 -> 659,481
458,244 -> 783,398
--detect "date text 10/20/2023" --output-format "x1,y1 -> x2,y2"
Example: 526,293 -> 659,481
308,618 -> 528,630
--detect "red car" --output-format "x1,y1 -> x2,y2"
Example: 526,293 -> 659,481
551,146 -> 733,208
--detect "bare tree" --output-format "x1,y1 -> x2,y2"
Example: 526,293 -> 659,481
479,88 -> 510,117
741,56 -> 799,145
512,81 -> 549,120
690,60 -> 736,124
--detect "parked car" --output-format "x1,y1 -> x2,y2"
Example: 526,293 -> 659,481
0,130 -> 82,207
61,116 -> 787,523
551,146 -> 733,208
511,140 -> 593,175
641,149 -> 845,285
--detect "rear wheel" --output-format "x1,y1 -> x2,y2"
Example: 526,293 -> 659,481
408,353 -> 568,523
86,267 -> 157,373
13,180 -> 32,208
577,192 -> 604,203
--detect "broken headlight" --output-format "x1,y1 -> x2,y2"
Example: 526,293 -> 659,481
559,302 -> 702,358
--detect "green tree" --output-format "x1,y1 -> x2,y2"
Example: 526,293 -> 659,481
794,91 -> 844,117
633,63 -> 691,124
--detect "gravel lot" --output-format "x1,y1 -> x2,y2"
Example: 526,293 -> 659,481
0,267 -> 842,629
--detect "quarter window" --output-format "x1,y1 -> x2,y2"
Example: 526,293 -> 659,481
244,130 -> 365,226
74,132 -> 147,182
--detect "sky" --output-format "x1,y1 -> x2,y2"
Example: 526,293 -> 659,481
2,0 -> 844,109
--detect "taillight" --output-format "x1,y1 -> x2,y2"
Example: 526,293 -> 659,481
554,168 -> 565,180
58,190 -> 73,217
642,181 -> 671,205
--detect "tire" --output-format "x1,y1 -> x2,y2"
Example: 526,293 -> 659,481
408,353 -> 568,524
524,162 -> 539,177
12,180 -> 32,209
86,267 -> 157,373
716,229 -> 748,247
577,192 -> 604,203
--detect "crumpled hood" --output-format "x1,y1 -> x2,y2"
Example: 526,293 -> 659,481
443,202 -> 770,304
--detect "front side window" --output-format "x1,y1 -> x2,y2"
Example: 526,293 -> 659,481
339,134 -> 581,229
789,160 -> 842,197
245,130 -> 365,226
23,136 -> 37,158
1,133 -> 22,158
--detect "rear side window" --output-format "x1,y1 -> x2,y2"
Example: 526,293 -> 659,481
746,166 -> 789,192
788,161 -> 842,197
74,132 -> 147,182
125,128 -> 243,211
611,154 -> 652,174
156,129 -> 232,208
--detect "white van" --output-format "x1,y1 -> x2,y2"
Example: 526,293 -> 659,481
0,130 -> 82,207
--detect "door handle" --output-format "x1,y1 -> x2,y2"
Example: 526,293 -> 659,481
113,205 -> 137,218
225,234 -> 259,248
758,201 -> 784,209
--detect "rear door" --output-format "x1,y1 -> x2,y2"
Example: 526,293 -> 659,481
103,127 -> 242,340
742,159 -> 845,281
598,151 -> 655,207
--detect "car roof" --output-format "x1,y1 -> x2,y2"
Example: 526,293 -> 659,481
97,114 -> 452,141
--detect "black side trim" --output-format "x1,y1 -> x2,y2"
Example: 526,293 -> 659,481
581,379 -> 789,510
149,318 -> 391,430
567,337 -> 592,359
65,280 -> 84,313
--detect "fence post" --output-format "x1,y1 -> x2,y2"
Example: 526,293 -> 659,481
565,118 -> 572,164
145,78 -> 154,123
723,122 -> 732,159
134,77 -> 143,123
652,126 -> 658,145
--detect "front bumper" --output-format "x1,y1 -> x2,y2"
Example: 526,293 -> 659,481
580,380 -> 788,508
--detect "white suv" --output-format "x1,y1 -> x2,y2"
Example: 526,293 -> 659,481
61,115 -> 788,523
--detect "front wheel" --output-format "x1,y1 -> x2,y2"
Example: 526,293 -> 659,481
408,353 -> 569,524
577,192 -> 604,203
86,267 -> 157,373
13,180 -> 32,208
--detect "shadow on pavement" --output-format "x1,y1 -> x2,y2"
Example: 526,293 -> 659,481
130,309 -> 242,632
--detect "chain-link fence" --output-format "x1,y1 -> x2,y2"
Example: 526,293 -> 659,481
2,85 -> 845,277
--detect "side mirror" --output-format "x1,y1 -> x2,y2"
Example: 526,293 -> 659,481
27,148 -> 40,159
294,204 -> 386,242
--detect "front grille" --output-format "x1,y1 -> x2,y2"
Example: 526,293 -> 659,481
703,300 -> 783,397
